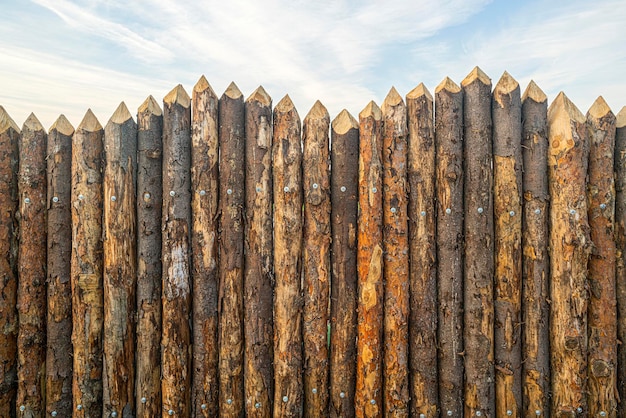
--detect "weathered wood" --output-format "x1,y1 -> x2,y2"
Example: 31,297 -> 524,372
586,96 -> 617,417
435,77 -> 464,417
273,95 -> 303,417
548,92 -> 591,416
244,86 -> 274,418
217,81 -> 245,417
103,102 -> 137,418
329,109 -> 359,418
461,67 -> 495,418
406,83 -> 438,417
616,106 -> 626,417
191,76 -> 220,417
492,71 -> 523,417
354,101 -> 384,418
380,88 -> 409,417
135,96 -> 163,418
302,101 -> 331,418
16,114 -> 47,418
521,81 -> 550,417
161,84 -> 192,417
46,115 -> 74,418
71,109 -> 104,418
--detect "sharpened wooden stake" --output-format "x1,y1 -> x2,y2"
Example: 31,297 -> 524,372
616,106 -> 626,418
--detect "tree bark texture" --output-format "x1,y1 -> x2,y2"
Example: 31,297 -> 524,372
615,106 -> 626,417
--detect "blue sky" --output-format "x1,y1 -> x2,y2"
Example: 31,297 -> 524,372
1,0 -> 625,128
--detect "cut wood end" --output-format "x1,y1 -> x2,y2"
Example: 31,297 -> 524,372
109,102 -> 133,124
548,92 -> 585,125
522,80 -> 547,104
223,81 -> 243,99
0,105 -> 21,134
275,94 -> 296,113
406,83 -> 433,101
382,87 -> 404,110
587,96 -> 613,119
616,106 -> 626,128
164,84 -> 191,108
193,75 -> 216,96
461,66 -> 491,87
332,109 -> 358,135
77,109 -> 103,132
305,100 -> 329,121
494,71 -> 519,95
435,77 -> 461,94
138,95 -> 162,116
50,114 -> 75,136
23,112 -> 44,131
359,100 -> 382,121
246,85 -> 271,106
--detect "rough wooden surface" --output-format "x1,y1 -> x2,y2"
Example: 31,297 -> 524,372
329,109 -> 359,418
46,114 -> 74,418
406,83 -> 438,417
461,67 -> 495,418
354,101 -> 384,418
586,96 -> 617,417
548,92 -> 591,416
71,109 -> 104,418
616,106 -> 626,417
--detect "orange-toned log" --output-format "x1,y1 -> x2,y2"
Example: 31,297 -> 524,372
616,106 -> 626,417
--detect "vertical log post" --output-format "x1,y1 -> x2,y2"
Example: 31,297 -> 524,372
615,106 -> 626,417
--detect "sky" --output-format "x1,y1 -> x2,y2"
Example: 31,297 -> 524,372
1,0 -> 625,129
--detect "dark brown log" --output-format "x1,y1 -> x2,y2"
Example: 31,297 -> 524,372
161,84 -> 192,418
586,97 -> 617,417
521,81 -> 550,418
273,95 -> 303,417
243,86 -> 273,418
492,71 -> 523,418
103,103 -> 137,418
548,92 -> 591,416
616,106 -> 626,417
461,67 -> 495,418
71,109 -> 104,418
135,96 -> 163,418
46,115 -> 74,418
354,101 -> 384,418
406,83 -> 438,417
329,109 -> 359,418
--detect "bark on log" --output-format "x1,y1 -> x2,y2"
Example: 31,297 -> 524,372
103,103 -> 137,418
329,109 -> 359,418
71,109 -> 104,418
492,72 -> 523,418
161,84 -> 192,418
548,92 -> 591,416
586,97 -> 617,417
354,101 -> 384,418
521,81 -> 550,418
135,96 -> 163,418
406,83 -> 438,417
46,115 -> 74,418
244,86 -> 273,418
272,95 -> 303,418
615,106 -> 626,418
435,77 -> 464,417
461,67 -> 495,418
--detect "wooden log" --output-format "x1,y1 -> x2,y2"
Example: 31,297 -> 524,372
103,102 -> 137,418
302,101 -> 331,418
273,95 -> 303,417
492,71 -> 523,417
406,83 -> 438,417
435,77 -> 464,417
616,106 -> 626,417
161,84 -> 192,418
244,86 -> 273,418
17,113 -> 47,418
46,115 -> 74,418
586,96 -> 617,417
191,76 -> 220,417
329,109 -> 359,418
521,81 -> 550,417
548,92 -> 591,416
354,101 -> 384,418
218,81 -> 245,417
135,96 -> 163,418
71,109 -> 104,418
380,88 -> 409,417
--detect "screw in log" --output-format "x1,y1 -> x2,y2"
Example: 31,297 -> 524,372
548,92 -> 591,416
329,108 -> 359,418
520,81 -> 550,417
406,83 -> 438,417
354,101 -> 384,418
161,84 -> 192,417
103,102 -> 137,418
302,100 -> 331,417
435,77 -> 464,417
71,109 -> 104,418
272,95 -> 303,417
586,96 -> 617,417
191,76 -> 220,417
492,71 -> 523,417
135,95 -> 163,418
46,114 -> 74,418
243,86 -> 273,418
616,106 -> 626,417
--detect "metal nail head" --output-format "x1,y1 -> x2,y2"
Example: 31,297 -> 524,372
170,191 -> 175,197
53,196 -> 59,203
445,208 -> 451,214
535,208 -> 541,215
340,392 -> 345,399
312,388 -> 317,394
372,187 -> 377,193
78,194 -> 84,200
341,186 -> 346,192
370,399 -> 376,405
282,396 -> 288,402
420,211 -> 426,216
77,404 -> 83,411
255,402 -> 261,409
391,207 -> 396,213
141,397 -> 147,404
111,196 -> 116,202
201,404 -> 207,410
509,210 -> 515,217
312,183 -> 318,189
600,203 -> 607,209
168,410 -> 174,416
20,405 -> 25,412
477,207 -> 483,214
227,189 -> 232,195
200,190 -> 206,196
51,412 -> 58,417
284,186 -> 290,193
111,412 -> 118,417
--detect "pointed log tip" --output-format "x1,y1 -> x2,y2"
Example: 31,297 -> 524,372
494,71 -> 519,94
77,109 -> 103,132
461,66 -> 491,87
0,105 -> 21,134
193,75 -> 216,96
223,81 -> 243,99
246,85 -> 271,106
23,112 -> 45,131
332,109 -> 358,135
109,102 -> 133,124
164,84 -> 191,108
50,115 -> 75,136
305,100 -> 329,121
587,96 -> 613,119
382,87 -> 404,109
359,100 -> 382,121
138,95 -> 162,116
522,80 -> 547,104
616,106 -> 626,128
548,92 -> 585,124
275,94 -> 296,112
435,77 -> 461,94
406,83 -> 433,101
